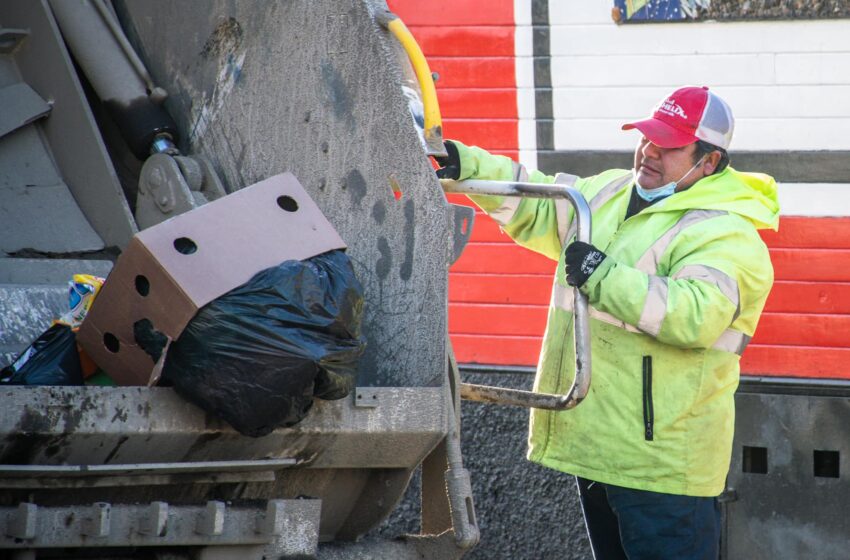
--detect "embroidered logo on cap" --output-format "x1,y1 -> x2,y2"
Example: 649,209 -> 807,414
657,98 -> 688,120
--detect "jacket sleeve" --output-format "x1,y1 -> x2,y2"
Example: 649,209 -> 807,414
580,218 -> 774,349
453,141 -> 572,262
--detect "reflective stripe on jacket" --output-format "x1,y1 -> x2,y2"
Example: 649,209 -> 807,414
455,141 -> 779,496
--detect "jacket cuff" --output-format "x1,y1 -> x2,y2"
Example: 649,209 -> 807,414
453,140 -> 477,181
579,256 -> 615,297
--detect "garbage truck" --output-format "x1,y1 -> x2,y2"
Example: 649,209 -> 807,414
0,1 -> 594,558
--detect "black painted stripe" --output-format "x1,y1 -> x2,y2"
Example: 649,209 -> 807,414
531,0 -> 553,151
538,150 -> 850,183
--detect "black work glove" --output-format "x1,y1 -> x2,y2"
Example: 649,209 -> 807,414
434,140 -> 461,180
564,241 -> 607,288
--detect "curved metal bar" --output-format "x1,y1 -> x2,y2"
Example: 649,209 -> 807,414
440,179 -> 592,410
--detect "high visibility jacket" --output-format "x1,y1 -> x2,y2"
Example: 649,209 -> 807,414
454,141 -> 779,496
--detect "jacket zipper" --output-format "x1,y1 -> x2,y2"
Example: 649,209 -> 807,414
642,355 -> 654,441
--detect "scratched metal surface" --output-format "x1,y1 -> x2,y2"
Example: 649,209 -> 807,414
115,0 -> 452,388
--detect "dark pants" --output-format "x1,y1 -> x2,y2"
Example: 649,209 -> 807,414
576,477 -> 721,560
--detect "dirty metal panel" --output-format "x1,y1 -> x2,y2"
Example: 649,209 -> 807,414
0,123 -> 104,254
0,83 -> 51,139
724,390 -> 850,560
0,385 -> 445,541
0,386 -> 446,470
116,0 -> 451,388
0,128 -> 104,253
0,176 -> 103,254
0,1 -> 137,249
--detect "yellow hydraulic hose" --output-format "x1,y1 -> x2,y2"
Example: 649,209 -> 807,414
377,10 -> 446,157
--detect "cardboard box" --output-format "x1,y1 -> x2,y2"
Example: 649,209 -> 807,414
77,172 -> 346,385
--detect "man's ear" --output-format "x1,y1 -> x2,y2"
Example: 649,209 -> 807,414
703,151 -> 722,176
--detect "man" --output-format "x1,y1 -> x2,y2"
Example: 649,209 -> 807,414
435,86 -> 779,559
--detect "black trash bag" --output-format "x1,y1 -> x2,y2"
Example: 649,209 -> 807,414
1,324 -> 84,386
161,250 -> 366,437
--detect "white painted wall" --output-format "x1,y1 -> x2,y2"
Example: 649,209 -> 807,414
777,184 -> 850,216
514,0 -> 538,169
541,4 -> 850,152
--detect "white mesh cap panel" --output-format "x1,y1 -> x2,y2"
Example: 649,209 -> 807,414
696,92 -> 735,149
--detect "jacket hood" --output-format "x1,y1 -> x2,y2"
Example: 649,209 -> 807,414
646,167 -> 780,231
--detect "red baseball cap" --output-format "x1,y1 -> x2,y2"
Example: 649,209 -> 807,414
622,86 -> 734,150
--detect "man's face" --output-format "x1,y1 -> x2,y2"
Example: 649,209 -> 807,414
633,136 -> 703,191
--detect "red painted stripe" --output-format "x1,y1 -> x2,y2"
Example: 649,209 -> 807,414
387,0 -> 514,26
442,119 -> 518,150
764,281 -> 850,314
449,307 -> 850,348
452,243 -> 558,274
451,334 -> 543,365
771,249 -> 850,282
430,58 -> 516,88
741,346 -> 850,379
458,225 -> 850,265
444,193 -> 474,206
465,213 -> 515,242
408,26 -> 515,57
752,313 -> 850,348
450,303 -> 548,336
761,217 -> 850,249
449,277 -> 850,315
450,273 -> 552,305
438,89 -> 518,119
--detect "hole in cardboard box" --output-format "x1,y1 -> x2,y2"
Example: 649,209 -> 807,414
103,333 -> 120,353
133,318 -> 168,363
173,237 -> 197,255
135,275 -> 150,296
277,195 -> 299,212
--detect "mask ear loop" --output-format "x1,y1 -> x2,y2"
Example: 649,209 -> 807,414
673,154 -> 708,192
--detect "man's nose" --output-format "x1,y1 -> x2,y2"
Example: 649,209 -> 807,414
641,140 -> 661,158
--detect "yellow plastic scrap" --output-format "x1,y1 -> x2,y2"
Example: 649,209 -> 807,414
56,274 -> 105,330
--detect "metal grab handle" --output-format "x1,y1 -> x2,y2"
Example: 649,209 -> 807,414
440,179 -> 592,410
376,10 -> 445,157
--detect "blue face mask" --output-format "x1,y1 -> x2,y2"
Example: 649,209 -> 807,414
634,156 -> 706,203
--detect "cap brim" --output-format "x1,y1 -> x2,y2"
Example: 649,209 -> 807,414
622,118 -> 697,149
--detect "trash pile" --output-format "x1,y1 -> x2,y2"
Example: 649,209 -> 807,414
1,274 -> 107,386
1,173 -> 367,436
